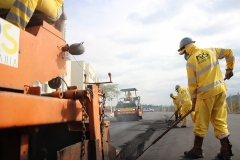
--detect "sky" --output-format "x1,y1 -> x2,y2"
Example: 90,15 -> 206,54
64,0 -> 240,106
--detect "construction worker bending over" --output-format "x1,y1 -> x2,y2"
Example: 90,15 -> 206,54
175,85 -> 195,127
170,93 -> 181,121
178,37 -> 235,159
0,0 -> 64,29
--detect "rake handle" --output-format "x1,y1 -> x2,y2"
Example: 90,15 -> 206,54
153,108 -> 193,144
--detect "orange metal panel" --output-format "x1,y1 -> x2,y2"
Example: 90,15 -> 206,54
87,85 -> 102,150
41,21 -> 62,38
0,18 -> 66,90
0,91 -> 83,129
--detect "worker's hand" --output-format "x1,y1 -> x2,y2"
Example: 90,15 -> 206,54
224,69 -> 233,80
191,102 -> 196,111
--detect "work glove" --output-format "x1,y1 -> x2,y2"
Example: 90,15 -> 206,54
224,69 -> 233,80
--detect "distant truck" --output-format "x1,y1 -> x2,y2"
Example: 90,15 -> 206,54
143,108 -> 154,112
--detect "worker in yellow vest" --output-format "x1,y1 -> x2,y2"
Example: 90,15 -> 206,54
178,37 -> 234,159
175,85 -> 195,127
170,93 -> 181,121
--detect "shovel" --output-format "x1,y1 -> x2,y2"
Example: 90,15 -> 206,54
136,108 -> 194,159
165,105 -> 182,124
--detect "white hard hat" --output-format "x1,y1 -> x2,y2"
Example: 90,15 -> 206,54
178,37 -> 195,52
175,85 -> 180,91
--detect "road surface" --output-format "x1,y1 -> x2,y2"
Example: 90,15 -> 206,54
105,112 -> 240,160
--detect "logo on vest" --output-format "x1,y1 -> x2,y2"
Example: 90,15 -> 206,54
196,52 -> 210,64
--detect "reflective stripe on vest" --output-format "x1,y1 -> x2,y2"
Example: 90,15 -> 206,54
226,56 -> 235,62
196,61 -> 219,77
6,12 -> 27,28
210,48 -> 217,57
188,77 -> 196,83
13,1 -> 33,17
6,0 -> 34,28
188,48 -> 223,96
197,79 -> 224,93
219,49 -> 225,59
191,94 -> 196,99
187,62 -> 196,71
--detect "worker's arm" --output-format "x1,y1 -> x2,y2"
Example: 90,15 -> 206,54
214,48 -> 235,80
214,48 -> 235,69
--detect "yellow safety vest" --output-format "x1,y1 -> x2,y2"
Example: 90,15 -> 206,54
177,87 -> 191,106
186,46 -> 235,101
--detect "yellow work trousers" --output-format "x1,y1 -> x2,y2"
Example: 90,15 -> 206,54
174,105 -> 178,111
190,111 -> 195,123
181,101 -> 192,126
179,107 -> 182,117
194,91 -> 229,138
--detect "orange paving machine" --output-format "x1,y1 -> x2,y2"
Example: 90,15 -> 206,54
0,8 -> 116,160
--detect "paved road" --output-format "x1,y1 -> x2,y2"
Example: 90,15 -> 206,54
106,112 -> 240,160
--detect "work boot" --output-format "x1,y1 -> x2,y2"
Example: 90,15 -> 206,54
184,135 -> 204,158
181,122 -> 187,128
217,137 -> 234,160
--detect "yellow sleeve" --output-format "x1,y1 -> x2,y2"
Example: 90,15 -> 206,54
214,48 -> 235,69
0,0 -> 15,9
37,0 -> 64,19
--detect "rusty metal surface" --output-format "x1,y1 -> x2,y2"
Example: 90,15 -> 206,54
42,91 -> 63,98
63,90 -> 92,102
0,18 -> 66,90
57,140 -> 110,160
23,86 -> 41,96
0,16 -> 117,159
63,90 -> 77,99
102,122 -> 117,160
87,85 -> 101,146
57,140 -> 89,160
0,91 -> 83,129
51,91 -> 63,98
88,140 -> 102,160
103,141 -> 117,160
